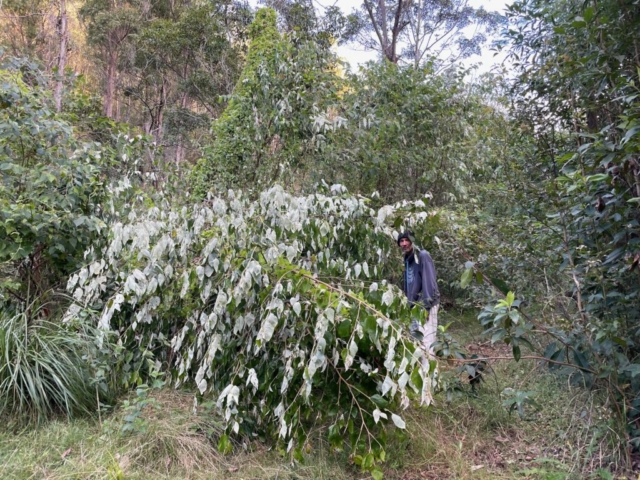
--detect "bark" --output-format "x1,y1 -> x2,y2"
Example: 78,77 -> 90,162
53,0 -> 69,112
175,92 -> 189,165
364,0 -> 407,63
104,49 -> 118,118
175,64 -> 190,165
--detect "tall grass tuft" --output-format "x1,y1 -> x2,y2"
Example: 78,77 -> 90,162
0,304 -> 103,422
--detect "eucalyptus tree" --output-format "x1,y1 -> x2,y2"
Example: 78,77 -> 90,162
259,0 -> 356,48
80,0 -> 141,118
0,0 -> 53,60
344,0 -> 503,66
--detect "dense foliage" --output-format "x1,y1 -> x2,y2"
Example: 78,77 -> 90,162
499,0 -> 640,451
3,0 -> 640,475
0,58 -> 106,300
191,9 -> 343,196
65,185 -> 438,475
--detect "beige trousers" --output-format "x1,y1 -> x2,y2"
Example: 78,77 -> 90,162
423,305 -> 439,357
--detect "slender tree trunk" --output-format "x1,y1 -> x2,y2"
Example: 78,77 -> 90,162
104,49 -> 118,118
53,0 -> 69,112
176,64 -> 190,165
175,92 -> 189,165
154,78 -> 167,143
379,0 -> 390,60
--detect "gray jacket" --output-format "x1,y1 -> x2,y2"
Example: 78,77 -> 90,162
403,249 -> 440,309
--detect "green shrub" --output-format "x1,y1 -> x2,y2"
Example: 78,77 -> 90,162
0,58 -> 106,302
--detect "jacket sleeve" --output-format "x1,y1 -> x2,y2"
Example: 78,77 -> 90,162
419,250 -> 440,308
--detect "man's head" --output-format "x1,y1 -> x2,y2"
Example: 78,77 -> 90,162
397,230 -> 414,255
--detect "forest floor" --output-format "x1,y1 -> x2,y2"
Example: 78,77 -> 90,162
0,310 -> 631,480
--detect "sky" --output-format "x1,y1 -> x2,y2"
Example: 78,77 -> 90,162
249,0 -> 512,74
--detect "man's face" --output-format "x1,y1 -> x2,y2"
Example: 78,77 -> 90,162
399,238 -> 413,255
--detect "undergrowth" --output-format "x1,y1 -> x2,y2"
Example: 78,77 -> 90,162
0,310 -> 624,480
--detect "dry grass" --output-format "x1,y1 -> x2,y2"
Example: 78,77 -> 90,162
0,390 -> 356,480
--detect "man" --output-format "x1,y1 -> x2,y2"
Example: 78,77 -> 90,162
397,230 -> 440,358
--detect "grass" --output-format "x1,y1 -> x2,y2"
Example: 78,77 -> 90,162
0,309 -> 629,480
0,307 -> 106,422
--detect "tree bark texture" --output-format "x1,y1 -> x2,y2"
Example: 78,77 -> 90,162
53,0 -> 69,112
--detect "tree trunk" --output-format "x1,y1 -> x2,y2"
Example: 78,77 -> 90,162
104,49 -> 118,118
175,64 -> 190,165
175,92 -> 189,165
153,78 -> 167,143
53,0 -> 68,112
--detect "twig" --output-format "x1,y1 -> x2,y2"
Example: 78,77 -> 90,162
448,354 -> 595,373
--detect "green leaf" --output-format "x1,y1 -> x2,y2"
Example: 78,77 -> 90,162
505,291 -> 515,307
622,125 -> 640,145
370,394 -> 389,409
411,366 -> 423,390
513,345 -> 521,362
364,316 -> 378,335
491,329 -> 506,344
586,173 -> 609,183
572,350 -> 590,372
363,453 -> 374,469
460,268 -> 473,289
489,277 -> 510,295
371,466 -> 384,480
218,434 -> 232,454
623,364 -> 640,378
583,7 -> 594,22
337,320 -> 352,338
293,447 -> 304,463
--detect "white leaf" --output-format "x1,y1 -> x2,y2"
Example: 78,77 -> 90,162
373,408 -> 388,424
227,386 -> 240,406
391,414 -> 406,429
314,314 -> 328,341
246,368 -> 259,391
257,313 -> 278,343
324,308 -> 335,323
381,376 -> 396,396
180,271 -> 189,298
197,378 -> 207,394
398,372 -> 410,390
349,340 -> 358,357
196,266 -> 204,283
293,302 -> 301,316
382,289 -> 394,306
